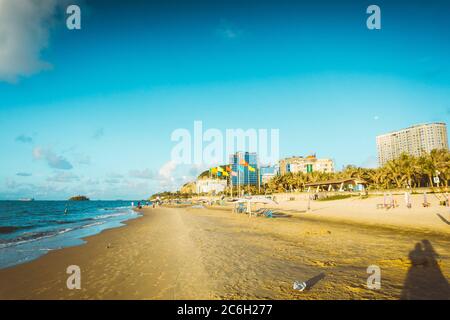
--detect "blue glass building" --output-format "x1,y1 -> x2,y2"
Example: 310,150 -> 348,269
229,152 -> 259,186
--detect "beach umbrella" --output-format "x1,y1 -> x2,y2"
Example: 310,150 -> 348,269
234,196 -> 277,204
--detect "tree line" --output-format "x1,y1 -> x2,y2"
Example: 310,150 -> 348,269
266,149 -> 450,192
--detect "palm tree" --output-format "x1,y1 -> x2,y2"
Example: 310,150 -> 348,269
397,153 -> 417,188
431,149 -> 450,187
417,154 -> 436,187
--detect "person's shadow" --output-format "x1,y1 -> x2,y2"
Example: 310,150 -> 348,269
401,240 -> 450,300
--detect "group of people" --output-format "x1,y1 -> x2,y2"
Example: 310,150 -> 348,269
376,191 -> 450,210
401,191 -> 449,209
131,200 -> 159,209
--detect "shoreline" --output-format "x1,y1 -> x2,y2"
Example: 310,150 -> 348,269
0,209 -> 145,272
0,204 -> 141,270
1,203 -> 449,299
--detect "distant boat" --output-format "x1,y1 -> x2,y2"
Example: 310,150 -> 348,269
18,198 -> 34,202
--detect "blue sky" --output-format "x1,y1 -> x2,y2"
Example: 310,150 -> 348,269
0,0 -> 449,200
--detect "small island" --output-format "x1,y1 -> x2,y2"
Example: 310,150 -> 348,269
68,195 -> 90,201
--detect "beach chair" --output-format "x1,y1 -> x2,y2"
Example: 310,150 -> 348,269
236,203 -> 246,213
254,208 -> 266,216
263,209 -> 274,218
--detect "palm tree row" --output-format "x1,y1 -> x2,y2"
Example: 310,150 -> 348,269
266,149 -> 450,192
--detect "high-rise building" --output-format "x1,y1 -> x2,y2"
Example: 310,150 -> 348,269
376,122 -> 448,166
259,164 -> 279,184
230,151 -> 259,186
279,155 -> 334,175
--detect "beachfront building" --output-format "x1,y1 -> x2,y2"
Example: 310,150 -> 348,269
376,122 -> 448,166
279,155 -> 334,175
195,178 -> 227,194
230,151 -> 259,186
305,178 -> 368,192
260,164 -> 279,185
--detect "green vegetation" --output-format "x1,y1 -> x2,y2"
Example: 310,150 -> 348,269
150,191 -> 192,201
266,149 -> 450,192
198,165 -> 229,180
316,194 -> 353,201
151,149 -> 449,199
68,195 -> 90,201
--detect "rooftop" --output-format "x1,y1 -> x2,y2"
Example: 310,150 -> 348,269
376,122 -> 447,138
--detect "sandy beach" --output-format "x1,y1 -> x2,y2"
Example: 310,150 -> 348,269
0,196 -> 449,300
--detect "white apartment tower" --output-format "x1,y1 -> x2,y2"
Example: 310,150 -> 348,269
376,122 -> 448,166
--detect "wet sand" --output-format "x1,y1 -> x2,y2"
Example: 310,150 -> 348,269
0,206 -> 449,300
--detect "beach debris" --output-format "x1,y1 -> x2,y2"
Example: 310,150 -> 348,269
293,281 -> 307,291
106,243 -> 112,249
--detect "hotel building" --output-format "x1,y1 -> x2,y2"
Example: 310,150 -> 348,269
376,122 -> 448,166
195,179 -> 227,194
230,151 -> 259,186
259,164 -> 279,185
279,155 -> 334,175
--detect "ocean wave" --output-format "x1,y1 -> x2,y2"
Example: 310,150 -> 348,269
0,230 -> 66,249
0,212 -> 132,249
0,226 -> 30,234
0,226 -> 79,248
92,212 -> 130,220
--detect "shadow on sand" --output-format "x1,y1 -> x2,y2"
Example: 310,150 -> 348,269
436,213 -> 450,225
401,240 -> 450,300
305,272 -> 326,291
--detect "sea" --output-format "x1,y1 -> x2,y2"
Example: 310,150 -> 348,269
0,200 -> 142,269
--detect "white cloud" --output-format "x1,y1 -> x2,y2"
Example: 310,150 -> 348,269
15,134 -> 33,143
216,20 -> 241,39
16,172 -> 32,177
74,153 -> 91,165
158,160 -> 177,179
47,172 -> 79,183
92,128 -> 104,140
0,0 -> 58,82
129,168 -> 156,180
360,156 -> 378,169
33,146 -> 73,170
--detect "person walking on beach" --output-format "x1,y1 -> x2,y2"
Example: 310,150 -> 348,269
405,191 -> 412,209
389,193 -> 395,208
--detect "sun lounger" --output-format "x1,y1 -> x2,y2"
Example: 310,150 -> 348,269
254,208 -> 266,215
235,203 -> 246,213
263,209 -> 273,218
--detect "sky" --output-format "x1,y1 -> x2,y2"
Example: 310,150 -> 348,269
0,0 -> 449,200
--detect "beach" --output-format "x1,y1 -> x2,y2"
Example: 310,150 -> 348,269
0,196 -> 449,300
